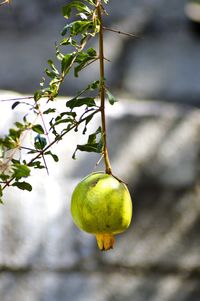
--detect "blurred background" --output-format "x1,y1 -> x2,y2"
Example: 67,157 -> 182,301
1,0 -> 200,300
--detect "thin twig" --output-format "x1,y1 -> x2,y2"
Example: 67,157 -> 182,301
80,57 -> 99,71
37,105 -> 51,144
79,107 -> 98,121
0,113 -> 40,175
41,153 -> 49,175
20,146 -> 37,152
103,26 -> 140,38
30,110 -> 99,164
2,109 -> 100,190
95,153 -> 104,167
0,96 -> 34,102
21,141 -> 49,175
104,57 -> 111,63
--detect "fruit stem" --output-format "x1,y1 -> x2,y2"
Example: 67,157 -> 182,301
97,1 -> 112,175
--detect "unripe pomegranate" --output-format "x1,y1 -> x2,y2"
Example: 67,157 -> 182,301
71,172 -> 132,251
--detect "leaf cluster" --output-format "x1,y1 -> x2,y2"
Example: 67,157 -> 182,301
0,0 -> 117,204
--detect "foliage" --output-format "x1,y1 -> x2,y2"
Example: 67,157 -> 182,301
0,0 -> 118,204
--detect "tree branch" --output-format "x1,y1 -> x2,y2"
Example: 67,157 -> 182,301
97,0 -> 112,175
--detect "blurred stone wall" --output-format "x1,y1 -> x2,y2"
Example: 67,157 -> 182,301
0,93 -> 200,301
1,0 -> 200,105
1,0 -> 200,300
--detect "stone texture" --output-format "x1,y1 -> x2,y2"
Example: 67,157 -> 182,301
121,0 -> 200,104
0,1 -> 200,299
124,30 -> 200,104
0,1 -> 153,94
1,0 -> 199,104
1,272 -> 200,301
1,91 -> 200,300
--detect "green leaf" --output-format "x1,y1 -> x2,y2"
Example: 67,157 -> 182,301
45,69 -> 58,79
34,135 -> 47,150
105,89 -> 118,105
0,136 -> 16,149
74,61 -> 87,77
55,45 -> 64,61
0,185 -> 4,204
48,60 -> 59,75
62,111 -> 77,118
89,80 -> 99,90
12,163 -> 31,179
69,81 -> 99,106
0,186 -> 4,204
60,37 -> 78,47
27,150 -> 38,155
61,53 -> 75,74
87,47 -> 97,56
74,49 -> 97,77
0,174 -> 10,181
0,185 -> 2,198
49,118 -> 59,137
32,124 -> 45,134
75,48 -> 97,63
77,143 -> 100,152
72,127 -> 102,159
28,161 -> 45,169
72,144 -> 96,159
66,97 -> 96,109
44,151 -> 59,162
62,1 -> 91,19
62,20 -> 94,37
88,126 -> 102,144
54,118 -> 73,126
43,108 -> 56,114
34,90 -> 43,101
9,128 -> 21,140
11,101 -> 20,110
82,113 -> 95,134
12,181 -> 32,192
15,122 -> 24,129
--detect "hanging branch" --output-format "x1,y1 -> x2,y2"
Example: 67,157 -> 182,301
0,0 -> 117,202
97,0 -> 112,175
